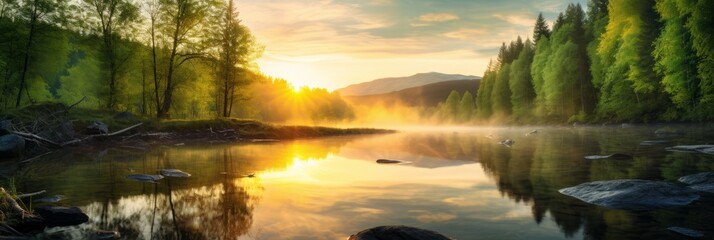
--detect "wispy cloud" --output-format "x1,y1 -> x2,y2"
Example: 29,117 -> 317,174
418,12 -> 459,22
237,0 -> 587,90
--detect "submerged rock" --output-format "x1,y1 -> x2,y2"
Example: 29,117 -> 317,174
559,179 -> 699,210
126,174 -> 164,183
35,206 -> 89,227
0,134 -> 25,158
33,195 -> 65,203
678,172 -> 714,193
499,139 -> 515,146
584,153 -> 633,160
666,145 -> 714,153
348,226 -> 451,240
376,159 -> 407,164
655,128 -> 685,136
639,140 -> 669,146
525,130 -> 538,136
668,227 -> 704,238
95,230 -> 121,240
160,169 -> 191,178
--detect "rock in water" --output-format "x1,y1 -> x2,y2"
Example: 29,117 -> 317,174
584,153 -> 633,160
33,195 -> 65,203
666,145 -> 714,153
35,206 -> 89,227
525,130 -> 538,136
678,172 -> 714,193
95,230 -> 121,240
126,174 -> 164,183
160,169 -> 191,178
499,139 -> 515,146
639,140 -> 669,146
376,159 -> 404,164
668,227 -> 704,238
349,226 -> 451,240
559,179 -> 699,210
0,134 -> 25,157
87,121 -> 109,134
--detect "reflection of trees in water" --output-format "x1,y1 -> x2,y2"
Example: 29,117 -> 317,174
477,128 -> 714,239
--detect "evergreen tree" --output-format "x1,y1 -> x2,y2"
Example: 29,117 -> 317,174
491,63 -> 512,116
459,91 -> 474,121
533,13 -> 550,42
509,38 -> 535,120
445,90 -> 461,120
683,0 -> 714,120
476,61 -> 496,119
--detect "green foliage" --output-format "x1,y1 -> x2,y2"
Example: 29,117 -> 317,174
509,39 -> 535,120
653,0 -> 699,119
530,38 -> 551,118
491,63 -> 512,116
533,13 -> 550,42
476,61 -> 496,118
445,90 -> 461,119
596,0 -> 665,122
683,0 -> 714,120
458,91 -> 474,121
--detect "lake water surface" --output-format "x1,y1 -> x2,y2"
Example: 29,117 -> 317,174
12,126 -> 714,239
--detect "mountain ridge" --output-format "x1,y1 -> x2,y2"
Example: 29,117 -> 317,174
344,79 -> 480,107
336,72 -> 480,96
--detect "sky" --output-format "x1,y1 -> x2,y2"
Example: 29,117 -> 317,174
236,0 -> 587,91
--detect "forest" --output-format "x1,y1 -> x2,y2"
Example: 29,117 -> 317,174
1,0 -> 712,125
473,0 -> 714,124
0,0 -> 353,123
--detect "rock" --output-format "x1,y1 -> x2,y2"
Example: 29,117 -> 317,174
0,119 -> 11,135
639,140 -> 669,146
697,147 -> 714,155
525,130 -> 538,136
113,111 -> 133,121
0,134 -> 25,158
678,172 -> 714,193
668,227 -> 704,238
348,226 -> 452,240
126,174 -> 164,183
160,169 -> 191,178
584,153 -> 633,160
33,195 -> 65,203
376,159 -> 408,164
35,206 -> 89,227
95,230 -> 121,239
655,127 -> 685,136
666,145 -> 714,153
621,123 -> 632,128
498,139 -> 514,146
87,121 -> 109,134
559,179 -> 699,210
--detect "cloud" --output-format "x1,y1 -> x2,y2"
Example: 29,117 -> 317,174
492,13 -> 536,27
418,12 -> 459,22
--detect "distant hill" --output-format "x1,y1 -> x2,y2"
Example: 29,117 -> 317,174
336,72 -> 480,96
344,79 -> 480,107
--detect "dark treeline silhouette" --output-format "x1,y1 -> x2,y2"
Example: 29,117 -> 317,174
473,0 -> 714,123
0,0 -> 355,123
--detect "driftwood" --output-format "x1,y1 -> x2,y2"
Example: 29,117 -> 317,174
65,96 -> 86,112
9,131 -> 61,148
15,190 -> 46,199
19,151 -> 54,164
61,122 -> 144,146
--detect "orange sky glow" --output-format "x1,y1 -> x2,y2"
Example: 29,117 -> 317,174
236,0 -> 587,91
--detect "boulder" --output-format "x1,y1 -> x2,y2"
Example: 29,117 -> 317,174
87,121 -> 109,134
678,172 -> 714,193
0,119 -> 11,135
655,127 -> 684,136
126,174 -> 164,183
160,169 -> 191,178
95,230 -> 121,239
35,206 -> 89,227
559,179 -> 699,210
0,134 -> 25,158
639,140 -> 669,146
348,226 -> 451,240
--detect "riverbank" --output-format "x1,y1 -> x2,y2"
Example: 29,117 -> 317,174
0,103 -> 395,162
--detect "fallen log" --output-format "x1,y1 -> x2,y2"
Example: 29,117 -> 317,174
9,131 -> 60,148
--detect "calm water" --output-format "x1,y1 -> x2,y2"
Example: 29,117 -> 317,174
9,126 -> 714,239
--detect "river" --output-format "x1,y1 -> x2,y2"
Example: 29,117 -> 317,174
11,126 -> 714,239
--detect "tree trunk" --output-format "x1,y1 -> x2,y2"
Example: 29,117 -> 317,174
159,6 -> 182,119
15,13 -> 37,108
150,17 -> 161,119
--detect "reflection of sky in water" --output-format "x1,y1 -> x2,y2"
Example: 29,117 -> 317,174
27,127 -> 714,239
250,155 -> 574,239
